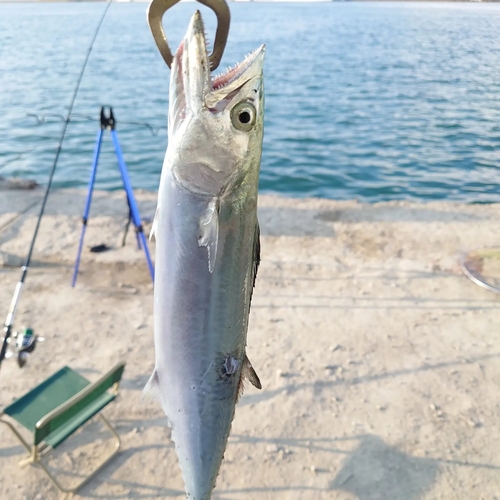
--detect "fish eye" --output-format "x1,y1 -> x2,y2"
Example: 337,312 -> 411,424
231,102 -> 256,132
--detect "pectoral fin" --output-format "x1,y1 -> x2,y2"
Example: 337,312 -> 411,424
198,197 -> 219,273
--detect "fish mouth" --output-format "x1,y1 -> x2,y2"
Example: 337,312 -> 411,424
169,10 -> 265,129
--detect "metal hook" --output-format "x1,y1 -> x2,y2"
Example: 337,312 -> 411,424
147,0 -> 230,71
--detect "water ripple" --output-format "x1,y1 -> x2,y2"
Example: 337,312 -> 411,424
2,2 -> 500,202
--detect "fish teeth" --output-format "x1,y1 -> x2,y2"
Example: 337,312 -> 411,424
211,49 -> 259,90
203,29 -> 211,52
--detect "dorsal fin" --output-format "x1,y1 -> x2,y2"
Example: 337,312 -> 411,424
250,220 -> 260,306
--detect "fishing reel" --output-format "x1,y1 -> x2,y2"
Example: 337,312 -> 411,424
4,327 -> 43,368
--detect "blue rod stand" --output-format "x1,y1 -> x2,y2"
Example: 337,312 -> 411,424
72,106 -> 155,287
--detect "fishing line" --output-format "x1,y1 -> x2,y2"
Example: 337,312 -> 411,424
26,112 -> 168,136
0,147 -> 39,173
1,106 -> 167,175
0,0 -> 114,369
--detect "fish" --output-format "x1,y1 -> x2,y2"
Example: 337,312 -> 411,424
144,10 -> 265,500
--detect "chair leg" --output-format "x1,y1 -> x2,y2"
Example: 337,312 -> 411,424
1,413 -> 121,495
36,414 -> 121,494
0,415 -> 35,466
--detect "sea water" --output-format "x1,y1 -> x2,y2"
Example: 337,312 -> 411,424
1,2 -> 500,202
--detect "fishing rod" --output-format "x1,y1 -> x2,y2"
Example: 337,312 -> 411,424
0,0 -> 113,371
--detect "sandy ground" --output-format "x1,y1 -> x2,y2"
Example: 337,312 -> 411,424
1,184 -> 500,500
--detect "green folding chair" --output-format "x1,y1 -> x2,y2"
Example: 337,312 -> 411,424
0,361 -> 125,494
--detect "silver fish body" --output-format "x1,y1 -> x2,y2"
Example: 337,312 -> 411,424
145,11 -> 265,500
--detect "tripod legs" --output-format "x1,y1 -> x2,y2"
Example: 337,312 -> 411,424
122,201 -> 142,250
72,129 -> 103,288
110,129 -> 155,281
72,125 -> 155,287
